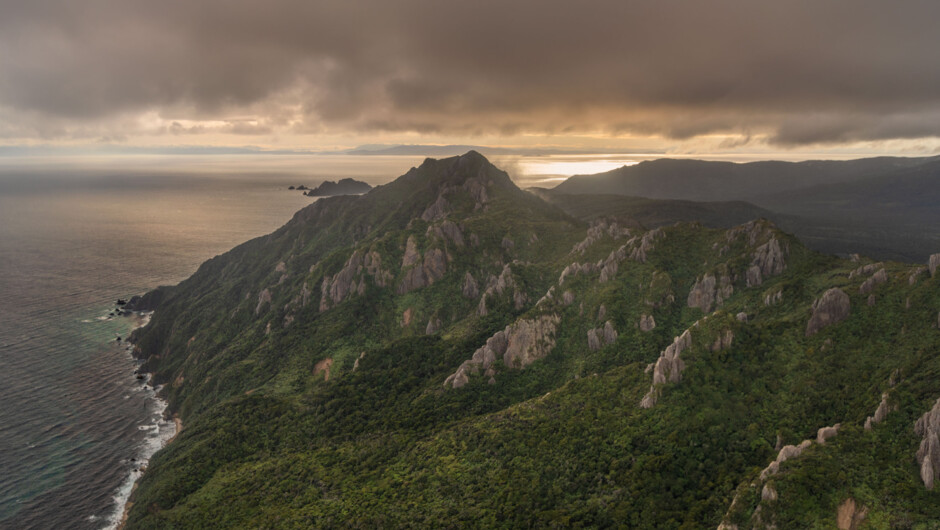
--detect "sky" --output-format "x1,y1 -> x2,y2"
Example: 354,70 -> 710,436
3,0 -> 940,159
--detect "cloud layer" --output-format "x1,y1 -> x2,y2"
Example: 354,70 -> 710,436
2,0 -> 940,145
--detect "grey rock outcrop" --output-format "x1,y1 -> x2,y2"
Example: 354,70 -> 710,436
402,236 -> 420,267
909,267 -> 926,285
477,264 -> 526,316
571,219 -> 632,254
255,288 -> 272,315
397,247 -> 447,295
710,329 -> 734,352
849,262 -> 882,279
837,498 -> 868,530
805,288 -> 851,336
859,268 -> 887,294
752,237 -> 787,279
630,228 -> 664,263
427,220 -> 464,247
562,290 -> 575,306
587,321 -> 618,351
444,314 -> 561,388
640,329 -> 693,408
761,483 -> 777,502
639,314 -> 656,332
915,397 -> 940,489
421,194 -> 449,222
321,250 -> 393,310
930,253 -> 940,277
461,272 -> 479,299
764,289 -> 782,306
816,423 -> 841,444
760,439 -> 813,480
426,317 -> 442,335
865,392 -> 897,430
687,273 -> 733,313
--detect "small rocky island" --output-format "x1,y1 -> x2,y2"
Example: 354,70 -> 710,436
303,178 -> 372,196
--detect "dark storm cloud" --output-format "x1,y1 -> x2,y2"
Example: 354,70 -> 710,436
1,0 -> 940,143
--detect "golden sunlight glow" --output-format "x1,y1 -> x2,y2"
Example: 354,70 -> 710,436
516,156 -> 639,178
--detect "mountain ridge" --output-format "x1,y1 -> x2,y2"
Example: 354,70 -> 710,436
124,152 -> 940,528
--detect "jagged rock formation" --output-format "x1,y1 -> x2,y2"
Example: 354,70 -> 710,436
426,317 -> 442,335
571,219 -> 631,254
687,273 -> 733,313
639,314 -> 656,332
401,307 -> 414,327
477,264 -> 526,316
859,268 -> 887,294
640,329 -> 693,408
805,288 -> 851,336
915,397 -> 940,489
751,238 -> 787,281
461,272 -> 479,299
587,321 -> 618,351
321,250 -> 393,310
764,289 -> 782,306
761,483 -> 777,502
760,439 -> 814,480
909,266 -> 926,285
630,228 -> 664,263
444,314 -> 561,388
930,253 -> 940,277
398,248 -> 446,295
558,261 -> 597,285
562,290 -> 575,306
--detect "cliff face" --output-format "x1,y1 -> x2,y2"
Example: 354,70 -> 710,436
126,152 -> 940,529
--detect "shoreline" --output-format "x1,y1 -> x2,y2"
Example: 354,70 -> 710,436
106,310 -> 182,530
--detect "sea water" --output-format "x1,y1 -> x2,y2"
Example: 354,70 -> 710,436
0,155 -> 424,529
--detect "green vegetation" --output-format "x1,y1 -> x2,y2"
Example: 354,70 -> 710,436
126,152 -> 940,528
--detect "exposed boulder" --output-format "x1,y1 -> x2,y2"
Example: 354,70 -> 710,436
761,483 -> 777,502
275,261 -> 287,273
930,253 -> 940,277
859,268 -> 887,294
562,290 -> 575,306
914,397 -> 940,489
865,392 -> 897,430
255,288 -> 272,315
816,423 -> 840,444
639,314 -> 656,332
805,288 -> 851,336
735,312 -> 748,323
640,329 -> 693,408
837,498 -> 868,530
313,358 -> 333,381
461,272 -> 479,299
746,265 -> 762,287
401,307 -> 414,327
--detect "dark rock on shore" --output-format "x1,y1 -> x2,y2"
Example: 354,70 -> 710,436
304,178 -> 372,197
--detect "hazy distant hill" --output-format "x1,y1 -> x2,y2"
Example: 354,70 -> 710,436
552,155 -> 940,261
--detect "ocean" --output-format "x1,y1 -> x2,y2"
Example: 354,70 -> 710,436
0,151 -> 643,529
0,155 -> 433,529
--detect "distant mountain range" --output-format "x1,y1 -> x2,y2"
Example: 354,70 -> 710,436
552,155 -> 940,261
